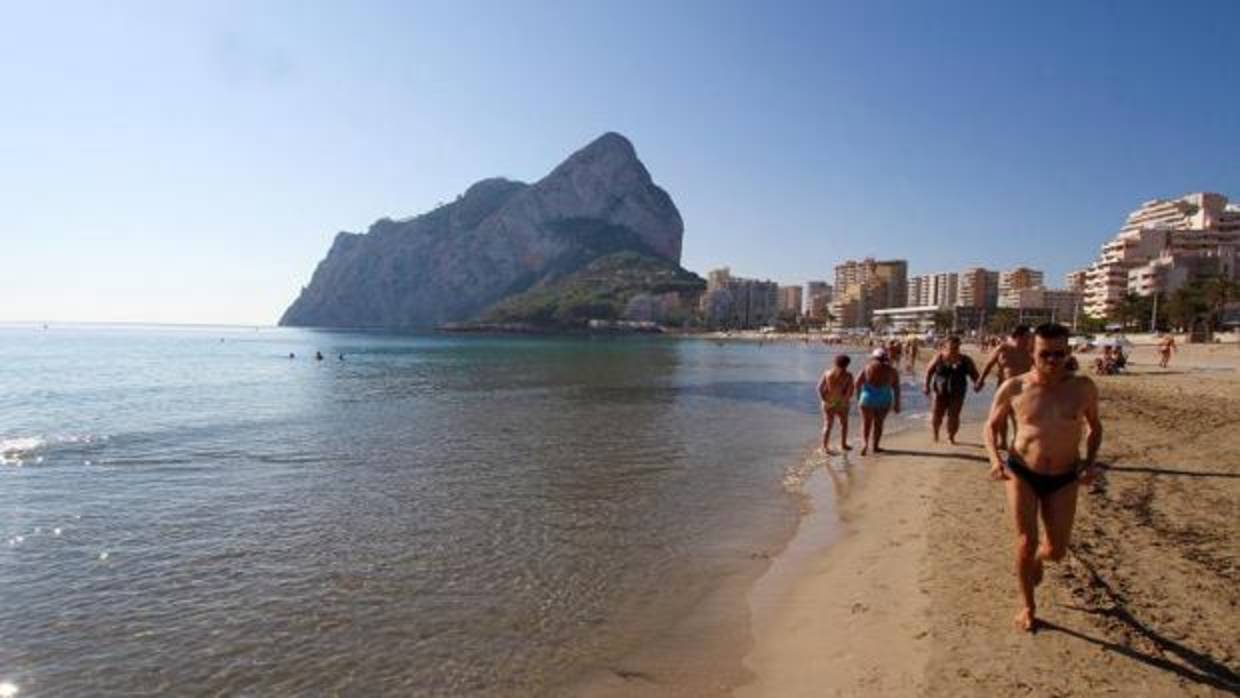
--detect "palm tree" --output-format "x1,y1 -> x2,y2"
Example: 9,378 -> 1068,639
1200,278 -> 1239,329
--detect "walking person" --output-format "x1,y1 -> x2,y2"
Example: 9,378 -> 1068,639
924,335 -> 980,444
976,326 -> 1034,448
817,354 -> 855,454
985,323 -> 1103,632
855,348 -> 901,455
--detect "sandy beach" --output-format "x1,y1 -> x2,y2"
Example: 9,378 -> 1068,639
740,341 -> 1240,697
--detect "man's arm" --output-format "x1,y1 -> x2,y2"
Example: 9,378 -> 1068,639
984,379 -> 1015,480
816,373 -> 829,406
1078,379 -> 1104,483
967,355 -> 981,383
976,349 -> 999,390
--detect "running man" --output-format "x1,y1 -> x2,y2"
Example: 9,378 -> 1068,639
1157,333 -> 1177,368
976,326 -> 1034,449
985,323 -> 1103,632
923,335 -> 979,444
817,354 -> 855,454
855,348 -> 901,455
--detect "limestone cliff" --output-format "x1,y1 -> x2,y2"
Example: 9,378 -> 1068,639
278,133 -> 689,329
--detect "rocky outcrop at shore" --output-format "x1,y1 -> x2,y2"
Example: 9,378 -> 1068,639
279,132 -> 691,329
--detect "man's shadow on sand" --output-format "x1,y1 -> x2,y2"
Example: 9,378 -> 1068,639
1039,553 -> 1240,694
879,451 -> 1240,480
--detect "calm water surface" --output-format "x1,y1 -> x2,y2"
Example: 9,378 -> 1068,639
0,325 -> 935,696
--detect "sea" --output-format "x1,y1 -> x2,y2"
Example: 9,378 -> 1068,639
0,324 -> 940,697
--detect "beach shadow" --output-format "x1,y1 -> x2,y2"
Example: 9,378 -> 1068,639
1038,620 -> 1240,694
1103,464 -> 1240,480
878,448 -> 989,464
1050,552 -> 1240,694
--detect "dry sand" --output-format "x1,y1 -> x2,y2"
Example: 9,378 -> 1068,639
740,342 -> 1240,697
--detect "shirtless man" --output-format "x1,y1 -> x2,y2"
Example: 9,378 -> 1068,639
1157,334 -> 1177,369
817,354 -> 855,454
976,326 -> 1034,449
905,335 -> 921,373
985,323 -> 1103,632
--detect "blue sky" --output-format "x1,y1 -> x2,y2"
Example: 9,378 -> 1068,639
3,0 -> 1237,324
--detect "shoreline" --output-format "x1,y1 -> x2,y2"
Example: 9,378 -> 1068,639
737,342 -> 1240,697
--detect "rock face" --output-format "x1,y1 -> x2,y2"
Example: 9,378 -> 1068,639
279,133 -> 687,329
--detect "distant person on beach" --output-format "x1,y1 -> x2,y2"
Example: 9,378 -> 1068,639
315,351 -> 324,361
1158,334 -> 1176,368
887,339 -> 903,367
288,352 -> 295,359
818,354 -> 855,454
855,348 -> 901,455
985,322 -> 1103,632
923,335 -> 979,444
977,326 -> 1034,448
905,336 -> 921,372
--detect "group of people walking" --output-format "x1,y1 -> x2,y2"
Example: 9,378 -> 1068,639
817,324 -> 1103,632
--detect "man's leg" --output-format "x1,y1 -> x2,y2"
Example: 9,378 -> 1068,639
838,410 -> 851,451
1005,476 -> 1041,631
1037,481 -> 1080,567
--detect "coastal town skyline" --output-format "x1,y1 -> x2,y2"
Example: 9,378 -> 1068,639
4,1 -> 1238,325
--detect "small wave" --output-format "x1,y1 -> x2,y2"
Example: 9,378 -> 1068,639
1,436 -> 45,465
782,448 -> 827,495
1,433 -> 107,465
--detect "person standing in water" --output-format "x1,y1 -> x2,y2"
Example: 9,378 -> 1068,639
924,335 -> 980,444
817,354 -> 855,454
855,348 -> 901,455
905,335 -> 921,373
985,323 -> 1102,632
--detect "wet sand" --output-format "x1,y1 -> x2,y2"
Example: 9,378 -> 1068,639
740,342 -> 1240,697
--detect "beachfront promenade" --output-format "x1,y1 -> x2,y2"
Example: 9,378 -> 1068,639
740,342 -> 1240,697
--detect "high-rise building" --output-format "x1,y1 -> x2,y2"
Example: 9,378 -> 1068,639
998,267 -> 1045,307
907,272 -> 958,308
777,285 -> 804,316
804,281 -> 832,319
1082,193 -> 1240,317
700,268 -> 780,328
832,258 -> 908,326
957,267 -> 999,309
1064,269 -> 1089,293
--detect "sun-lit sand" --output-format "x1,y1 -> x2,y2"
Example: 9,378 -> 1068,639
739,340 -> 1240,697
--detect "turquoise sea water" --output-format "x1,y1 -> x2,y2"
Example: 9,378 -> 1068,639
0,325 -> 939,696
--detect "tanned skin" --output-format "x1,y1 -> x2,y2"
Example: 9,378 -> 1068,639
985,332 -> 1103,632
817,357 -> 855,454
977,331 -> 1034,448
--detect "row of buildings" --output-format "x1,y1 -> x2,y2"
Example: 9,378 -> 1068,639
695,191 -> 1237,331
1075,192 -> 1239,318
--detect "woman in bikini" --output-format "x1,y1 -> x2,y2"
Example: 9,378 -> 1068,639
818,354 -> 854,454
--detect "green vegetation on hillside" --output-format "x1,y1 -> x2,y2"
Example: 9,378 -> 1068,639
484,251 -> 704,326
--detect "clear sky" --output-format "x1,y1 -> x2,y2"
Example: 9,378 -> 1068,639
3,0 -> 1238,324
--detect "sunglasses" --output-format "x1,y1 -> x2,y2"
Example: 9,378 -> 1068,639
1038,350 -> 1068,360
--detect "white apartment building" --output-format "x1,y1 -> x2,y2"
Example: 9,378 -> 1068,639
907,272 -> 958,308
1083,193 -> 1240,318
958,268 -> 999,308
998,267 -> 1044,307
1001,287 -> 1083,324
